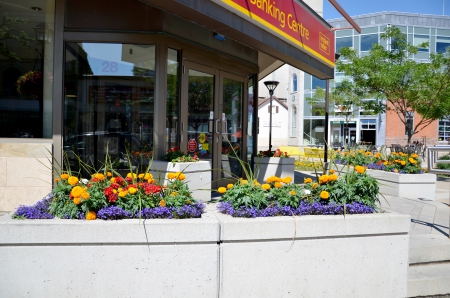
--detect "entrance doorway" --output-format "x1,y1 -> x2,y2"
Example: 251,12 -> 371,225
181,61 -> 246,188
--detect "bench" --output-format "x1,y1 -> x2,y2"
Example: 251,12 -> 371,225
277,146 -> 304,158
303,147 -> 324,159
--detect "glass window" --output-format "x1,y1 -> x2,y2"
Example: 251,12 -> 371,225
360,119 -> 376,130
291,105 -> 297,137
336,36 -> 352,54
303,119 -> 325,145
360,34 -> 378,51
438,119 -> 450,141
0,0 -> 55,138
312,76 -> 326,90
436,36 -> 450,53
166,48 -> 180,152
292,74 -> 297,92
414,35 -> 429,52
63,43 -> 155,173
247,75 -> 255,161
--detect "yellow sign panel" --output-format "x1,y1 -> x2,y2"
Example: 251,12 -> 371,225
198,133 -> 206,144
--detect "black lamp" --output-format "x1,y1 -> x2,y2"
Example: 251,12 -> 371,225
263,80 -> 279,151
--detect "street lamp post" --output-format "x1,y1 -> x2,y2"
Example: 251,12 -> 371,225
264,81 -> 279,152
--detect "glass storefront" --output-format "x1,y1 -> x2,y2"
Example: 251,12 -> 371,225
0,0 -> 55,138
63,42 -> 155,172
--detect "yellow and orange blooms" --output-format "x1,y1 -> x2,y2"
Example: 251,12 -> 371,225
126,173 -> 137,179
128,187 -> 137,195
68,176 -> 79,186
81,192 -> 90,200
289,190 -> 296,196
328,174 -> 338,182
60,173 -> 69,180
119,190 -> 128,197
320,190 -> 329,199
218,187 -> 227,194
54,178 -> 60,183
167,172 -> 186,180
92,173 -> 105,181
355,166 -> 365,174
282,176 -> 292,184
86,211 -> 97,220
107,172 -> 112,177
274,182 -> 283,188
312,183 -> 318,189
409,157 -> 418,164
240,179 -> 248,185
319,174 -> 329,184
110,177 -> 116,183
328,169 -> 335,174
304,177 -> 313,184
71,186 -> 84,198
159,200 -> 166,207
73,197 -> 82,205
227,183 -> 234,189
261,184 -> 271,191
266,176 -> 282,183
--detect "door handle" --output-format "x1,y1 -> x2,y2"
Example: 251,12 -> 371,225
216,119 -> 220,134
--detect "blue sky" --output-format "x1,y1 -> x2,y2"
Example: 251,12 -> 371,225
324,0 -> 447,20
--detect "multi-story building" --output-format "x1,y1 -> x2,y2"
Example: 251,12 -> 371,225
260,11 -> 450,148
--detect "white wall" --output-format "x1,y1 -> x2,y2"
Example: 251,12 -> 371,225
257,98 -> 288,151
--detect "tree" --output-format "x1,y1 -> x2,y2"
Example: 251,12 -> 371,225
0,13 -> 36,62
337,26 -> 450,144
306,79 -> 384,145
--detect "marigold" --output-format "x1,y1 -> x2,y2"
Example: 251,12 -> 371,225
282,177 -> 292,184
411,154 -> 419,159
328,169 -> 335,174
93,173 -> 105,181
138,173 -> 145,179
320,190 -> 329,199
71,186 -> 84,198
167,173 -> 175,179
409,157 -> 417,164
261,184 -> 271,190
54,178 -> 60,183
177,173 -> 186,181
110,177 -> 116,183
60,173 -> 69,180
355,166 -> 365,174
159,200 -> 166,207
147,178 -> 155,184
328,174 -> 338,181
227,183 -> 233,189
81,191 -> 90,200
240,179 -> 248,184
144,173 -> 153,180
126,173 -> 137,179
319,175 -> 329,184
266,176 -> 278,183
128,187 -> 137,195
107,172 -> 112,177
68,176 -> 79,186
86,211 -> 97,220
400,161 -> 406,166
304,178 -> 313,184
119,190 -> 128,197
312,183 -> 318,189
274,182 -> 282,188
73,197 -> 82,205
218,187 -> 227,194
289,190 -> 296,195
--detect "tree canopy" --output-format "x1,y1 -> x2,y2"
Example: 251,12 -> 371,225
337,26 -> 450,144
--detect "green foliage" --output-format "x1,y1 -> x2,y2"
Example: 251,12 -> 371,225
337,25 -> 450,144
220,181 -> 270,209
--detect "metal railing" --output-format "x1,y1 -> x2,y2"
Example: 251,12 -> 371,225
427,146 -> 450,174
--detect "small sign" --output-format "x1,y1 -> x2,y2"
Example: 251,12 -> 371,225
198,133 -> 206,144
188,139 -> 197,152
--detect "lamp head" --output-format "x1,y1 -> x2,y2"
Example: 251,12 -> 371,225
264,81 -> 279,95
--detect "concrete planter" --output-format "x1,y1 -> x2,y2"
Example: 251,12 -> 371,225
215,211 -> 410,298
149,160 -> 211,201
254,157 -> 295,183
331,164 -> 437,200
0,209 -> 410,297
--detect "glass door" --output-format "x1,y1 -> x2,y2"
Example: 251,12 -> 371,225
181,62 -> 245,188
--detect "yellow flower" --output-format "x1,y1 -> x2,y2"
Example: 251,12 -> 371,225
167,173 -> 175,180
400,161 -> 406,166
138,173 -> 145,179
274,182 -> 282,188
394,169 -> 399,173
107,172 -> 112,177
218,187 -> 227,194
329,169 -> 335,174
383,161 -> 388,166
128,187 -> 137,194
375,153 -> 381,158
54,178 -> 60,183
68,176 -> 79,186
364,151 -> 373,156
312,183 -> 318,189
60,173 -> 69,180
261,184 -> 271,191
320,190 -> 329,199
409,157 -> 417,164
411,153 -> 418,159
71,186 -> 84,198
147,178 -> 155,184
170,192 -> 178,196
159,200 -> 166,207
93,173 -> 105,181
328,174 -> 338,181
86,211 -> 96,220
227,183 -> 234,189
110,177 -> 116,183
304,178 -> 313,184
240,179 -> 248,184
73,197 -> 82,205
177,173 -> 186,181
355,166 -> 365,174
282,177 -> 292,184
126,173 -> 137,179
81,191 -> 90,200
266,176 -> 278,183
289,190 -> 296,195
119,190 -> 128,197
319,175 -> 329,184
144,173 -> 153,180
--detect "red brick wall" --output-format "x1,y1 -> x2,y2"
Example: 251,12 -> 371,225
385,102 -> 438,146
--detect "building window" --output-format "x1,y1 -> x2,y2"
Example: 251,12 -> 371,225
291,106 -> 297,137
360,34 -> 378,51
336,36 -> 352,54
436,36 -> 450,53
292,74 -> 297,92
166,48 -> 180,152
414,35 -> 429,52
312,76 -> 326,90
405,113 -> 414,135
438,119 -> 450,141
361,119 -> 376,130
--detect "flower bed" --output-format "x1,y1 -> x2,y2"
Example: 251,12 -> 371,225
13,170 -> 205,220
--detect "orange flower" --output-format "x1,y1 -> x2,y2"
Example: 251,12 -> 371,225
68,176 -> 79,186
312,183 -> 318,189
319,175 -> 329,184
54,178 -> 60,183
144,173 -> 153,180
218,187 -> 227,194
177,173 -> 186,181
86,211 -> 96,220
274,182 -> 282,188
328,174 -> 338,181
227,183 -> 234,189
60,173 -> 69,180
282,177 -> 292,184
159,200 -> 166,207
289,190 -> 296,195
126,173 -> 137,179
266,176 -> 278,183
240,179 -> 248,184
167,173 -> 175,180
355,166 -> 365,174
329,169 -> 335,174
320,190 -> 329,199
107,172 -> 112,177
128,187 -> 137,194
73,197 -> 82,205
71,186 -> 84,198
119,190 -> 128,197
304,178 -> 313,184
400,161 -> 406,166
93,173 -> 105,181
409,157 -> 417,164
81,191 -> 90,200
110,177 -> 116,183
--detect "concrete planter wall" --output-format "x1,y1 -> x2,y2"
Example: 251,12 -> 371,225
331,164 -> 437,200
0,209 -> 410,297
254,157 -> 295,183
149,160 -> 211,201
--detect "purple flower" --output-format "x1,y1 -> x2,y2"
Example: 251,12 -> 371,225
13,194 -> 54,219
